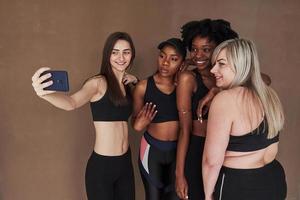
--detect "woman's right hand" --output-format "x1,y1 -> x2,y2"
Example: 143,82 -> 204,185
31,67 -> 56,97
133,102 -> 157,131
176,175 -> 189,200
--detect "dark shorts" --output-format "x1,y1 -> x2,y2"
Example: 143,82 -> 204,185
214,159 -> 287,200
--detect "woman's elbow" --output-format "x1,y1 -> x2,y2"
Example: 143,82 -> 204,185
64,99 -> 77,111
64,106 -> 75,111
203,155 -> 223,169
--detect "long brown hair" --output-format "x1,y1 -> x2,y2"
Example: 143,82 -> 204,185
96,32 -> 135,106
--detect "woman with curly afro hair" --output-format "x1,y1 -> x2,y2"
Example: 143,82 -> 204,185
175,19 -> 238,200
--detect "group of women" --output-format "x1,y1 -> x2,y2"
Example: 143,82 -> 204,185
31,18 -> 287,200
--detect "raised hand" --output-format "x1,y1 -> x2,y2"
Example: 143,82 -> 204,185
31,67 -> 56,97
122,72 -> 139,85
197,87 -> 220,123
133,102 -> 157,131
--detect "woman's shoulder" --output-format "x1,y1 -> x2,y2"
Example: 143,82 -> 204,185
133,78 -> 147,95
177,70 -> 196,85
212,87 -> 247,111
84,75 -> 107,93
214,90 -> 233,102
87,75 -> 106,82
211,89 -> 237,109
136,78 -> 148,87
179,70 -> 196,78
215,86 -> 244,99
208,90 -> 236,120
86,75 -> 106,85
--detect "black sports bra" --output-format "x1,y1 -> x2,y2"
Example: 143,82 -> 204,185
191,70 -> 209,120
144,76 -> 179,123
227,118 -> 279,152
90,88 -> 132,121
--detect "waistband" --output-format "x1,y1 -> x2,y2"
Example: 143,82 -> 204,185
190,134 -> 206,141
221,159 -> 282,174
91,148 -> 131,160
143,131 -> 177,151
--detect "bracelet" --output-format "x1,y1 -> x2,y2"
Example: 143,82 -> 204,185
178,109 -> 191,114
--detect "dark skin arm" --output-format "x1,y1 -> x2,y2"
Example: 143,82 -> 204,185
261,72 -> 271,86
175,71 -> 196,200
196,87 -> 220,120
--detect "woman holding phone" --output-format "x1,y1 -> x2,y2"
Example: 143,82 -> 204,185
31,32 -> 138,200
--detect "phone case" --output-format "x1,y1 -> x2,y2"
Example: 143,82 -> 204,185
40,70 -> 69,92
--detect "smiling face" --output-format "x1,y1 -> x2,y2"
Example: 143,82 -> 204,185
190,36 -> 216,71
110,39 -> 132,73
210,48 -> 236,89
157,45 -> 183,78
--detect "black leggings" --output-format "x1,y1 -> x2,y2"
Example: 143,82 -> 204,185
85,149 -> 135,200
139,131 -> 179,200
185,135 -> 205,200
214,159 -> 287,200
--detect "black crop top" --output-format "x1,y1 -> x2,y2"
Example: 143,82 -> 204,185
144,76 -> 179,123
227,118 -> 279,152
90,88 -> 132,121
191,70 -> 209,120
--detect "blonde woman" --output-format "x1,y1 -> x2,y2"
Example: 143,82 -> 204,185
203,38 -> 287,200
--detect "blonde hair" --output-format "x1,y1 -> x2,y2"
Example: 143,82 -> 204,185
212,38 -> 284,138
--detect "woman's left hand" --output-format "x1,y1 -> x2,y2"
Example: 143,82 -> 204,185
123,73 -> 138,85
197,87 -> 220,122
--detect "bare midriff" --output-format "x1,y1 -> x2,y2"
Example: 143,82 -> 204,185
147,121 -> 179,141
93,121 -> 129,156
223,142 -> 278,169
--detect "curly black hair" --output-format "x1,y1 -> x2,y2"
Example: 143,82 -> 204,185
181,18 -> 239,51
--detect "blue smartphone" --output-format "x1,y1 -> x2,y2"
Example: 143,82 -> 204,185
40,70 -> 69,92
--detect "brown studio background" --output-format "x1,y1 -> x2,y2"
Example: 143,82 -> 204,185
0,0 -> 299,199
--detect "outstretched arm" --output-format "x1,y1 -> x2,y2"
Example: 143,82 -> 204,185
31,67 -> 99,111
